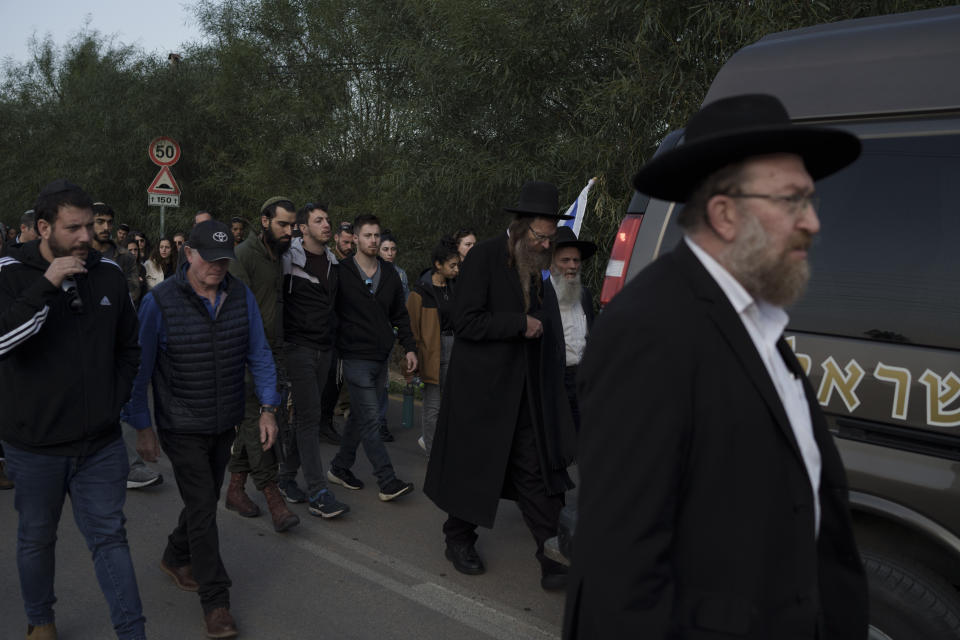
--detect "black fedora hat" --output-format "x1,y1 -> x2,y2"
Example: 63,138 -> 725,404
632,94 -> 861,203
504,181 -> 573,220
554,225 -> 596,261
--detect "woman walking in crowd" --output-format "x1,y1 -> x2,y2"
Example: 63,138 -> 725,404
453,228 -> 476,261
144,236 -> 176,290
406,237 -> 460,455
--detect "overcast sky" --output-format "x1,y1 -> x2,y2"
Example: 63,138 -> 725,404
0,0 -> 204,64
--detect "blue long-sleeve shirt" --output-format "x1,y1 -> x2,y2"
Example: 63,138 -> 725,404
124,280 -> 281,430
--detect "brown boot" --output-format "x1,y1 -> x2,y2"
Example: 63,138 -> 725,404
262,482 -> 300,532
0,460 -> 14,490
203,607 -> 238,639
25,622 -> 57,639
225,472 -> 260,517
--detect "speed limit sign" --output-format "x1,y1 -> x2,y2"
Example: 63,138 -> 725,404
148,137 -> 181,166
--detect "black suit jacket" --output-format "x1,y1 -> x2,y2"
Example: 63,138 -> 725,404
563,240 -> 868,640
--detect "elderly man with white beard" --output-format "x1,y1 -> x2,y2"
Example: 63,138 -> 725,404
546,226 -> 596,433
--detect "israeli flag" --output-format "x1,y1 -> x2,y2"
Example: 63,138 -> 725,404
559,177 -> 597,237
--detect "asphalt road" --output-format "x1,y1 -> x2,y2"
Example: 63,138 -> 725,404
0,399 -> 568,640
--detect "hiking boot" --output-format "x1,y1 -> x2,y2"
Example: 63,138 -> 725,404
277,478 -> 307,504
378,478 -> 414,502
262,482 -> 300,532
225,472 -> 260,517
25,622 -> 57,639
0,460 -> 13,490
308,489 -> 350,519
160,560 -> 199,592
126,466 -> 163,489
379,423 -> 395,442
327,467 -> 364,490
204,607 -> 238,639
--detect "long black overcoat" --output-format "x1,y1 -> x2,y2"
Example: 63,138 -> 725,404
424,233 -> 575,528
563,240 -> 868,640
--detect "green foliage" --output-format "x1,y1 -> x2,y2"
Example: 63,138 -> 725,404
1,0 -> 950,295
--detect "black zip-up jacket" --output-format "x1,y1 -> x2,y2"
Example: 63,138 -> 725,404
282,237 -> 339,350
0,240 -> 140,456
335,256 -> 416,361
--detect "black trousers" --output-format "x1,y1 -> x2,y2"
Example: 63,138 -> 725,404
159,428 -> 235,613
443,390 -> 565,573
319,351 -> 342,430
564,365 -> 581,433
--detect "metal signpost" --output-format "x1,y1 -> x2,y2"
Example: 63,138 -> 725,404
147,137 -> 182,235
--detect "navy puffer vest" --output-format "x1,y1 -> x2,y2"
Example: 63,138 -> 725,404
150,270 -> 249,433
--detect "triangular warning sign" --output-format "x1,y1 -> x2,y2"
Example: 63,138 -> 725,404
147,166 -> 181,195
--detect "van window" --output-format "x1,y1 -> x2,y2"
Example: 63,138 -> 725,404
790,131 -> 960,350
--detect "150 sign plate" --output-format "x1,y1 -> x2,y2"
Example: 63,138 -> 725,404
148,194 -> 180,207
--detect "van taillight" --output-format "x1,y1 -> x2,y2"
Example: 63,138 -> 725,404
600,215 -> 642,307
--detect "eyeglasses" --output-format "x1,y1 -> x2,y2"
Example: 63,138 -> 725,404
364,277 -> 374,294
725,192 -> 820,215
63,278 -> 84,314
527,225 -> 557,244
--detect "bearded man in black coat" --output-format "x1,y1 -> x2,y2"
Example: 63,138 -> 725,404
424,181 -> 576,591
563,94 -> 869,639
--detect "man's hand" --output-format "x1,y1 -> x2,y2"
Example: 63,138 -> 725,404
405,351 -> 418,374
44,256 -> 87,288
136,427 -> 161,463
259,412 -> 278,451
524,315 -> 543,339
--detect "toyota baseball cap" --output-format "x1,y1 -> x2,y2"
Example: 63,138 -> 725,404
187,220 -> 236,261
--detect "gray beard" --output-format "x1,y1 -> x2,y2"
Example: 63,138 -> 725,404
553,272 -> 583,307
722,212 -> 810,307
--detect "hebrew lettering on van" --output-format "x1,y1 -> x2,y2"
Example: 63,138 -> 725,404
873,363 -> 911,421
783,336 -> 812,375
919,369 -> 960,427
817,356 -> 864,412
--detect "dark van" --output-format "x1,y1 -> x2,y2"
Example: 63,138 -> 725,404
576,7 -> 960,639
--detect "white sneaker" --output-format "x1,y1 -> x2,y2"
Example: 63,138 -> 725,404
127,466 -> 163,489
417,436 -> 426,452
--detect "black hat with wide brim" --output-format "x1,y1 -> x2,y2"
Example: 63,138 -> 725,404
632,94 -> 861,203
554,225 -> 596,261
504,181 -> 574,220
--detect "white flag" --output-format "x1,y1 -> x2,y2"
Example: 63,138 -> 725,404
560,177 -> 596,237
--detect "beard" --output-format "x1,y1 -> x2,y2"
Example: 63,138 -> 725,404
552,270 -> 583,307
264,223 -> 291,254
723,212 -> 811,307
509,233 -> 550,312
49,232 -> 89,259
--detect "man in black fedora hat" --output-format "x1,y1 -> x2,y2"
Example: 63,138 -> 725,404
544,226 -> 596,433
563,94 -> 868,638
424,180 -> 577,591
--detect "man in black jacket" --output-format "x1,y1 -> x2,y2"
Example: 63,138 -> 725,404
545,226 -> 596,433
563,95 -> 868,639
277,202 -> 350,518
0,179 -> 146,640
424,181 -> 576,591
327,213 -> 417,502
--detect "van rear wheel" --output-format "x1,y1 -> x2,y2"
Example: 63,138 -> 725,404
862,549 -> 960,640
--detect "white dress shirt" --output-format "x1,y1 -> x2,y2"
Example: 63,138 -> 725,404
685,236 -> 822,535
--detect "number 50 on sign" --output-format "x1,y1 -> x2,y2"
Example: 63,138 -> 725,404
148,137 -> 181,166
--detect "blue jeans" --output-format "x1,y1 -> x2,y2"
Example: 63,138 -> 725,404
331,358 -> 398,488
3,438 -> 146,639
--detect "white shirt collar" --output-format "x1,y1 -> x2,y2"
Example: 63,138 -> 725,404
684,236 -> 789,347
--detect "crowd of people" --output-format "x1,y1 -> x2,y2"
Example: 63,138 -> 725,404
1,92 -> 871,640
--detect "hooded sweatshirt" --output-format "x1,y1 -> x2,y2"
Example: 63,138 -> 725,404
0,240 -> 140,455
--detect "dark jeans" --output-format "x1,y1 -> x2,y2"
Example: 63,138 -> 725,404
4,438 -> 146,639
280,342 -> 332,497
159,429 -> 235,614
443,387 -> 564,573
331,358 -> 398,489
319,352 -> 343,432
564,365 -> 581,432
